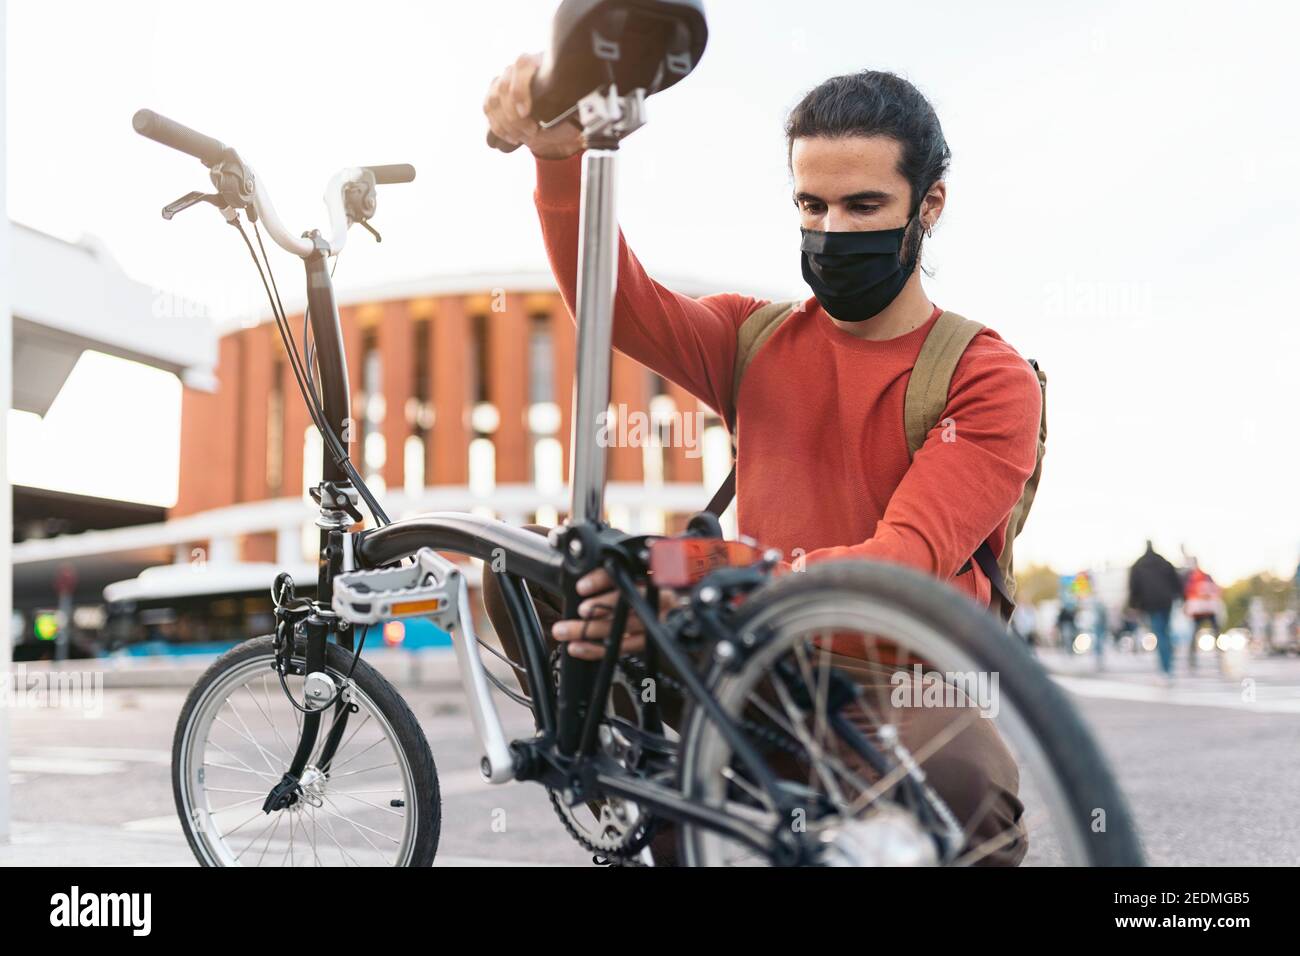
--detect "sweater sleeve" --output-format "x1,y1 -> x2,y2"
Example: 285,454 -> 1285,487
800,335 -> 1043,587
534,154 -> 764,418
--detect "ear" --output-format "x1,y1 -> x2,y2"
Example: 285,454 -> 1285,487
920,180 -> 947,230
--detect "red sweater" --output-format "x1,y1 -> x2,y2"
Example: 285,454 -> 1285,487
534,155 -> 1042,608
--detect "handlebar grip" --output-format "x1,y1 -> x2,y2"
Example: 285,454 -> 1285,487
486,130 -> 522,154
132,109 -> 227,166
364,164 -> 416,184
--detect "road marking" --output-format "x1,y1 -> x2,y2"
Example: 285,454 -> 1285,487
20,745 -> 171,765
1053,675 -> 1300,713
120,814 -> 182,834
10,756 -> 129,776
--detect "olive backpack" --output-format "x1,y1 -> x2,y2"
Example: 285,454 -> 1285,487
703,300 -> 1048,619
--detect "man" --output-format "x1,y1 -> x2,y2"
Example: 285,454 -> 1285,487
1127,540 -> 1183,681
483,58 -> 1042,865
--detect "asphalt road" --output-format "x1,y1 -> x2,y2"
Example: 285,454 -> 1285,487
4,646 -> 1299,866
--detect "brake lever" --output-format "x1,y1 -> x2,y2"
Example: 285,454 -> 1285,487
160,190 -> 223,221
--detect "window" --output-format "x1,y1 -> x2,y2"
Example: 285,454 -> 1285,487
470,313 -> 490,404
404,435 -> 425,497
529,315 -> 553,405
266,359 -> 284,495
360,328 -> 385,491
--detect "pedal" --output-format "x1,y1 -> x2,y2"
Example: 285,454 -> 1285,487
332,547 -> 460,627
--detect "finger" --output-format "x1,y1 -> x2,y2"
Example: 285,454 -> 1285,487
483,75 -> 518,144
553,618 -> 611,642
509,52 -> 537,119
574,597 -> 646,635
487,67 -> 533,144
575,568 -> 613,596
566,640 -> 605,661
564,632 -> 646,661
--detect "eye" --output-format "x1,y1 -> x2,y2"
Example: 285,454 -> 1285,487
798,199 -> 826,214
851,203 -> 880,214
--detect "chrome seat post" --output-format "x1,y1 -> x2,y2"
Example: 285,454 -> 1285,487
568,86 -> 645,526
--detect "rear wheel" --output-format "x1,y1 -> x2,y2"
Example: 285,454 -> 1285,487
678,561 -> 1144,866
172,636 -> 440,866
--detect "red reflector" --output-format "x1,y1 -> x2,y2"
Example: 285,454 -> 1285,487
383,620 -> 406,646
649,538 -> 763,588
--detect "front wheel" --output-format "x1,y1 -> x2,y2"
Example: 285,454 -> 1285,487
678,561 -> 1144,866
172,636 -> 440,866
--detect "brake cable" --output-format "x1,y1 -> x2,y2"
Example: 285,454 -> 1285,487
232,215 -> 390,526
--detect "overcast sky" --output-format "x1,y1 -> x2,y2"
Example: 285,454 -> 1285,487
7,0 -> 1299,582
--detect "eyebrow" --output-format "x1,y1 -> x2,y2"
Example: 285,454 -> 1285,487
794,189 -> 893,204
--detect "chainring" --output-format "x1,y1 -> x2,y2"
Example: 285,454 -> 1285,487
547,654 -> 660,859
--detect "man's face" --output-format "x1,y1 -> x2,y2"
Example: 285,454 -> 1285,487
791,134 -> 918,232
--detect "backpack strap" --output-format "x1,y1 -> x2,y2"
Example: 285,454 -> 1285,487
904,312 -> 1020,617
705,300 -> 800,516
903,310 -> 985,457
726,300 -> 801,432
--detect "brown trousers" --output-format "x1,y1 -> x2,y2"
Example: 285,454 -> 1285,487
481,527 -> 1028,866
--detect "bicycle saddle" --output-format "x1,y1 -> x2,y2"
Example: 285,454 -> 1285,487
531,0 -> 708,124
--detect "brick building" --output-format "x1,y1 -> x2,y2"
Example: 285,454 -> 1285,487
173,274 -> 732,566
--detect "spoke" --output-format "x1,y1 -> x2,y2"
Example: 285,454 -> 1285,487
952,810 -> 1043,867
206,741 -> 278,782
329,711 -> 374,766
301,805 -> 322,866
318,795 -> 402,844
221,698 -> 282,776
203,761 -> 277,780
252,811 -> 285,866
844,708 -> 981,817
207,794 -> 267,816
247,679 -> 295,761
217,806 -> 268,840
329,762 -> 399,779
770,677 -> 849,810
720,765 -> 777,812
312,805 -> 364,866
324,732 -> 384,774
234,811 -> 282,862
328,789 -> 406,819
318,796 -> 397,864
213,714 -> 285,777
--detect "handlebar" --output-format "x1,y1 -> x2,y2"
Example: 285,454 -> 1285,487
132,109 -> 228,166
133,108 -> 415,258
363,164 -> 417,184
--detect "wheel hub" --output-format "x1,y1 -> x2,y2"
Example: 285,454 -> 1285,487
814,804 -> 938,867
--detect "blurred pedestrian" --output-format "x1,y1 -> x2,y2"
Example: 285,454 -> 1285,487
1127,540 -> 1182,681
1089,597 -> 1109,670
1181,558 -> 1222,671
1011,600 -> 1038,649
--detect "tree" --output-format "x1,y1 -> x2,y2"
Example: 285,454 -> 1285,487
1221,573 -> 1294,628
1015,563 -> 1060,605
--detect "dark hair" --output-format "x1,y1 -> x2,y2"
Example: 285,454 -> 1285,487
785,70 -> 951,214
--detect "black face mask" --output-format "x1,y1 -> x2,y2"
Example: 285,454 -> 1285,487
800,220 -> 919,323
